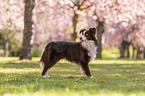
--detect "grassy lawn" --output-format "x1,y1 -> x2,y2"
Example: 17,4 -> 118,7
0,57 -> 145,96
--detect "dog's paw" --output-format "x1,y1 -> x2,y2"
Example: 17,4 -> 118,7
42,75 -> 50,78
84,74 -> 88,77
42,75 -> 47,78
84,75 -> 93,78
46,75 -> 50,77
90,76 -> 93,78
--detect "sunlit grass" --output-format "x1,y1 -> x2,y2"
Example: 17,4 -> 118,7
0,57 -> 145,96
102,47 -> 120,59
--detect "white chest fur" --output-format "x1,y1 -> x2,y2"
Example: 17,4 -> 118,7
81,40 -> 97,62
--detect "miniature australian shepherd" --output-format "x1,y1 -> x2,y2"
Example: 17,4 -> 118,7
40,28 -> 98,78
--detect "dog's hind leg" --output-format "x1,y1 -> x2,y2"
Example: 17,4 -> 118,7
42,52 -> 62,77
40,49 -> 52,77
80,62 -> 92,77
42,69 -> 50,77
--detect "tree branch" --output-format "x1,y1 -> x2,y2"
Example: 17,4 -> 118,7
81,0 -> 86,6
80,4 -> 93,10
68,4 -> 74,9
71,0 -> 77,6
94,11 -> 98,17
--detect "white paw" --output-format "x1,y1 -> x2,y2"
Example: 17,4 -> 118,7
42,75 -> 50,78
84,74 -> 88,77
46,75 -> 50,77
90,76 -> 93,78
42,75 -> 47,78
84,75 -> 93,78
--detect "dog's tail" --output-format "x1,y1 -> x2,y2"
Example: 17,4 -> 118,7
40,42 -> 54,69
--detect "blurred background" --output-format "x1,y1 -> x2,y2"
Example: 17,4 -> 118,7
0,0 -> 145,59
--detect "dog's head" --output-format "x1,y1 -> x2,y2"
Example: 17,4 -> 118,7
79,28 -> 98,45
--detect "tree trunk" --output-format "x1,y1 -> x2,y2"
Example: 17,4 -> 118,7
144,47 -> 145,59
126,43 -> 130,58
71,11 -> 78,41
132,47 -> 135,59
4,40 -> 9,57
96,19 -> 104,59
120,47 -> 125,58
19,0 -> 35,60
136,48 -> 139,59
120,41 -> 125,58
119,40 -> 130,58
136,48 -> 142,59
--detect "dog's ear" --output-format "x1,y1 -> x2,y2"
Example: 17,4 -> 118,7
89,28 -> 96,35
79,29 -> 86,34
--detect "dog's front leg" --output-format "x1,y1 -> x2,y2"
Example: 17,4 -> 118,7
80,62 -> 92,77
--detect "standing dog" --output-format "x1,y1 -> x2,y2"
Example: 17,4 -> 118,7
40,28 -> 98,77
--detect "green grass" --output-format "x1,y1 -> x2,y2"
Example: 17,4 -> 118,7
102,48 -> 120,59
0,57 -> 145,96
